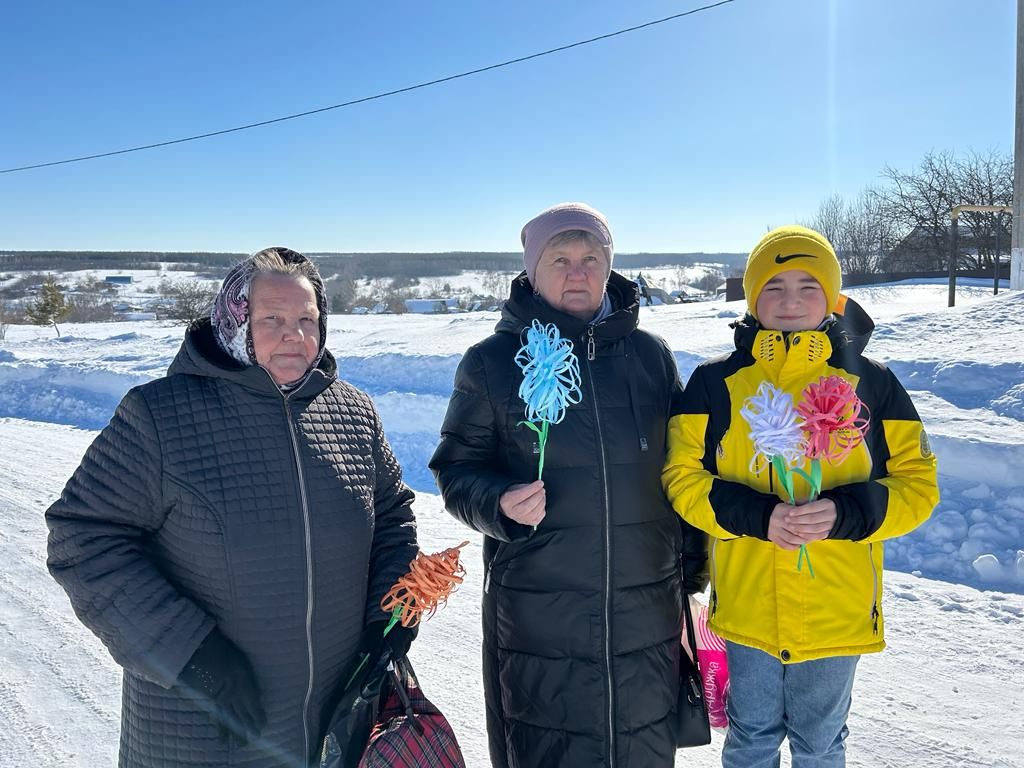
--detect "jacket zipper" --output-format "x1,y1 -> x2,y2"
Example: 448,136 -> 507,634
282,392 -> 316,762
584,325 -> 615,767
484,542 -> 508,594
257,364 -> 320,762
868,543 -> 879,634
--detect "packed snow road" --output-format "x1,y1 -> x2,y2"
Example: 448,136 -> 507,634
1,417 -> 1021,767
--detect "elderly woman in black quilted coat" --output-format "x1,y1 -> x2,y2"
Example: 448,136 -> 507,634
429,203 -> 708,767
46,247 -> 418,768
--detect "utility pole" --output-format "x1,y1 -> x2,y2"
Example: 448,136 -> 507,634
1013,0 -> 1024,288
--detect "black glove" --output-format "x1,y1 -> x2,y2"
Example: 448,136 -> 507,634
361,619 -> 416,661
178,628 -> 266,745
339,620 -> 416,697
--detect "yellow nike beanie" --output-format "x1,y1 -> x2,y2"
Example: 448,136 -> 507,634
743,225 -> 842,319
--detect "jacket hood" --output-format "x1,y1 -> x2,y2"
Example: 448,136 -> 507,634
496,269 -> 641,342
168,318 -> 337,399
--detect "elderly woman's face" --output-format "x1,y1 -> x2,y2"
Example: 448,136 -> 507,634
249,273 -> 320,385
533,238 -> 609,320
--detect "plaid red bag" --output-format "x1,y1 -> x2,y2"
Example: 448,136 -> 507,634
358,657 -> 466,768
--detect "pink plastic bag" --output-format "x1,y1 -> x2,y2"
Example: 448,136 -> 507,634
682,596 -> 730,730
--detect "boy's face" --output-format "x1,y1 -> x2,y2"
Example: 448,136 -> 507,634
755,269 -> 829,331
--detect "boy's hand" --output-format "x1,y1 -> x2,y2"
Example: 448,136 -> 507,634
500,481 -> 546,526
767,499 -> 837,549
787,499 -> 837,542
767,503 -> 804,550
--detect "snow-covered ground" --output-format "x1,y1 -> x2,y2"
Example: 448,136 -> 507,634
1,277 -> 1022,766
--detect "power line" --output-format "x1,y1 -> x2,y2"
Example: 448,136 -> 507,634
0,1 -> 735,175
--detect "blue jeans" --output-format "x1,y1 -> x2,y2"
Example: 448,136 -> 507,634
722,641 -> 859,768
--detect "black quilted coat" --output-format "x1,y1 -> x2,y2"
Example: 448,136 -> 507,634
429,272 -> 708,768
45,319 -> 418,768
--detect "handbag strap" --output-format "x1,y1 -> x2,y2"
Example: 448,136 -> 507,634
681,595 -> 700,663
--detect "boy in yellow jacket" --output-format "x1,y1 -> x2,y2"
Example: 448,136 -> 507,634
662,225 -> 938,767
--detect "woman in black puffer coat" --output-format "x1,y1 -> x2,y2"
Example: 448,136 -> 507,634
429,203 -> 708,767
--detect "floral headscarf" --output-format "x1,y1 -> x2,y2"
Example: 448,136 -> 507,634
211,258 -> 258,366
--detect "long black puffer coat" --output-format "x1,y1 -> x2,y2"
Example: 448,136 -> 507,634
45,319 -> 418,768
429,271 -> 708,768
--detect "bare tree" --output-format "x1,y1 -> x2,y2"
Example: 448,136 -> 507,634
0,298 -> 10,341
875,150 -> 1014,271
803,192 -> 887,275
954,150 -> 1013,269
384,296 -> 409,314
329,276 -> 358,313
672,265 -> 690,293
66,292 -> 115,323
161,278 -> 218,325
61,274 -> 116,322
843,189 -> 895,275
805,194 -> 846,250
74,273 -> 117,296
876,151 -> 964,271
481,271 -> 513,301
367,277 -> 390,303
421,278 -> 451,297
802,150 -> 1011,275
694,268 -> 724,294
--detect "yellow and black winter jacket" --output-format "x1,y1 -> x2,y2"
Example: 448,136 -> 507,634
662,297 -> 938,663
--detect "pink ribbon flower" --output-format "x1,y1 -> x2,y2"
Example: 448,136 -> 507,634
796,375 -> 870,464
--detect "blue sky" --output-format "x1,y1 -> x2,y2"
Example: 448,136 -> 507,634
0,0 -> 1016,254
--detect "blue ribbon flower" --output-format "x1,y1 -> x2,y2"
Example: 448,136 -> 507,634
514,319 -> 583,479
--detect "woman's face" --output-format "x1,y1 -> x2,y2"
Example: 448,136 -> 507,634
533,237 -> 609,320
249,273 -> 320,385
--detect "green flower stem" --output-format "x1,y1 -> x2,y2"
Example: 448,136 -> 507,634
519,420 -> 550,481
518,420 -> 551,533
538,421 -> 549,480
790,458 -> 823,579
773,455 -> 818,579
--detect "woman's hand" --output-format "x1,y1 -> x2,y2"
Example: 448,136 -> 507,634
499,481 -> 546,526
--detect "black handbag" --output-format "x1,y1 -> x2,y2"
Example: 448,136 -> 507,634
321,650 -> 392,768
320,655 -> 466,768
676,596 -> 712,747
357,656 -> 466,767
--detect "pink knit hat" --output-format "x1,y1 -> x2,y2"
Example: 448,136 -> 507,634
520,202 -> 614,286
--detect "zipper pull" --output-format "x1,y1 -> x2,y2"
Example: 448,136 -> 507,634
587,326 -> 595,361
871,604 -> 879,634
484,563 -> 492,594
711,588 -> 718,617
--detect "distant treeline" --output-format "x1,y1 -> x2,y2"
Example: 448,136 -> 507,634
0,251 -> 247,273
615,252 -> 746,270
0,249 -> 746,279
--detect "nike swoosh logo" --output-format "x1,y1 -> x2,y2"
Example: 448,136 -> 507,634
774,252 -> 817,264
